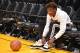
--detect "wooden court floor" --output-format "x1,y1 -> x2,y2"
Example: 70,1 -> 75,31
0,34 -> 71,53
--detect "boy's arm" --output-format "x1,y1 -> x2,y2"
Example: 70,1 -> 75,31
54,19 -> 67,39
42,15 -> 51,37
54,13 -> 67,39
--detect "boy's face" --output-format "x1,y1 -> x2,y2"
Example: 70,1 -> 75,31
47,7 -> 57,17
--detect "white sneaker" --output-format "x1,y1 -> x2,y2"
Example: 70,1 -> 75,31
30,39 -> 43,49
40,42 -> 49,52
43,42 -> 49,49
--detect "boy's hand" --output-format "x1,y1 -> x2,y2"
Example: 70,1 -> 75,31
48,37 -> 56,44
42,37 -> 46,45
48,37 -> 56,48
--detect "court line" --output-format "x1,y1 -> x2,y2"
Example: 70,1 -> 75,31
0,37 -> 31,46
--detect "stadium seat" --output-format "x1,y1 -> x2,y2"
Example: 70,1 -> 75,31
62,6 -> 75,19
0,0 -> 4,9
3,0 -> 9,10
28,4 -> 41,23
37,4 -> 47,18
58,0 -> 67,7
6,1 -> 18,12
22,3 -> 33,16
15,2 -> 24,12
29,4 -> 40,17
0,0 -> 9,10
72,0 -> 80,11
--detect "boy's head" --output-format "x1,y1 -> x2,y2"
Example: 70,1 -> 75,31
45,2 -> 57,17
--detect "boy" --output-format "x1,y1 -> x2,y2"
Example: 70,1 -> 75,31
31,2 -> 73,51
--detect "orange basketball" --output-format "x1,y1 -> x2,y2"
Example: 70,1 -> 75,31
10,40 -> 22,51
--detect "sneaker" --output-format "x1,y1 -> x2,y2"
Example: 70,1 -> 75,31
30,39 -> 43,49
40,42 -> 50,52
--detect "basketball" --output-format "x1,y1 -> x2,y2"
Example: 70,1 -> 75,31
10,40 -> 22,51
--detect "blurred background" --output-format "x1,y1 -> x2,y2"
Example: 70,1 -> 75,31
0,0 -> 80,52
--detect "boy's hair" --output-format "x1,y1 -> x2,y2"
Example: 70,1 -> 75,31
45,2 -> 57,10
